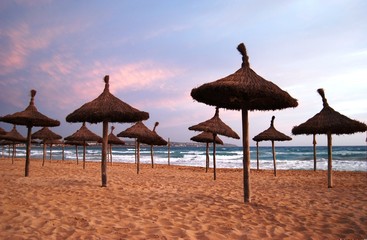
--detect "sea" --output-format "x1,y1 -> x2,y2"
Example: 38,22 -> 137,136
2,145 -> 366,172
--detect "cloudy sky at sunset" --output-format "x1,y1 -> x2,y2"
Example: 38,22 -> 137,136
1,0 -> 366,146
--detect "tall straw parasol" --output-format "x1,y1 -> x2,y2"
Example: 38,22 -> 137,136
66,76 -> 149,187
191,43 -> 298,202
98,126 -> 125,165
0,90 -> 60,176
191,131 -> 223,172
292,88 -> 367,188
32,127 -> 62,166
189,107 -> 240,180
252,116 -> 291,176
117,121 -> 157,173
148,122 -> 168,168
0,125 -> 27,163
64,122 -> 101,169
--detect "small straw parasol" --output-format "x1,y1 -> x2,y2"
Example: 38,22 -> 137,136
292,88 -> 367,188
0,140 -> 13,158
32,127 -> 62,166
66,76 -> 149,187
42,139 -> 63,161
148,122 -> 168,168
117,121 -> 157,173
0,127 -> 6,158
0,90 -> 60,176
252,116 -> 291,176
65,140 -> 89,162
64,122 -> 101,169
189,107 -> 240,180
0,125 -> 27,163
98,126 -> 125,165
191,131 -> 223,172
191,43 -> 298,203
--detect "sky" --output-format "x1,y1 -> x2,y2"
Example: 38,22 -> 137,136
0,0 -> 366,147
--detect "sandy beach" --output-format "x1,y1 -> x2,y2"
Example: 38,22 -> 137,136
0,158 -> 366,239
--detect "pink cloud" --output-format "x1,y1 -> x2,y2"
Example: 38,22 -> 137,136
70,60 -> 182,99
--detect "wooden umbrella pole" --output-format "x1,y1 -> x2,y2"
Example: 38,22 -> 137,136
25,126 -> 32,177
135,139 -> 137,164
256,141 -> 259,170
313,134 -> 317,171
272,140 -> 277,176
75,145 -> 79,164
109,144 -> 113,166
242,108 -> 250,203
42,143 -> 46,166
83,141 -> 86,169
167,138 -> 170,166
62,143 -> 64,161
101,120 -> 108,187
137,141 -> 140,174
206,142 -> 209,172
213,133 -> 217,180
151,145 -> 154,168
12,143 -> 15,164
49,144 -> 52,160
327,132 -> 333,188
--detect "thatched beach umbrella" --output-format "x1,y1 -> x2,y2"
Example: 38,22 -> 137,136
32,127 -> 62,166
0,125 -> 27,163
65,140 -> 89,162
98,126 -> 125,165
117,121 -> 157,173
0,127 -> 6,158
292,89 -> 367,188
42,139 -> 63,161
148,122 -> 168,168
0,90 -> 60,176
253,116 -> 291,176
64,122 -> 101,169
191,43 -> 298,202
189,107 -> 240,180
66,75 -> 149,187
191,131 -> 223,172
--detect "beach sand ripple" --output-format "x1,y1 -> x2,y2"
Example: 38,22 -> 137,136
0,158 -> 366,239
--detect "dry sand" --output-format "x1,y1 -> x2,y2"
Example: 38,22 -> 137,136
0,158 -> 366,239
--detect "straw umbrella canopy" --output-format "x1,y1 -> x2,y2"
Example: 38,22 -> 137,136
66,75 -> 149,187
191,43 -> 298,203
117,121 -> 157,173
292,88 -> 367,188
253,116 -> 291,176
191,131 -> 223,173
147,122 -> 168,168
0,90 -> 60,176
189,107 -> 240,180
32,127 -> 62,166
0,125 -> 27,163
64,122 -> 102,169
98,126 -> 125,165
